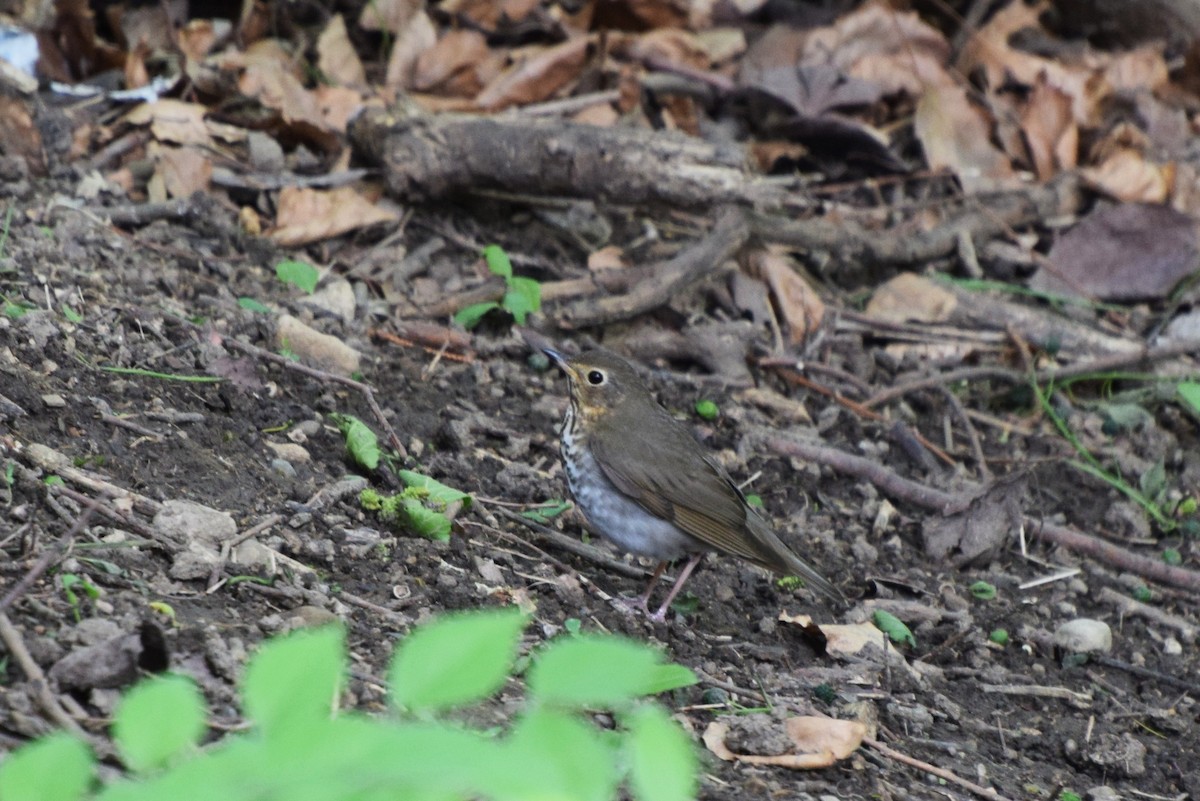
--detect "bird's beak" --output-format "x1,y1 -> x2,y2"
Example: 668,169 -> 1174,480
543,348 -> 568,372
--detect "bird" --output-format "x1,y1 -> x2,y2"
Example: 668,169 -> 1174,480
543,347 -> 844,621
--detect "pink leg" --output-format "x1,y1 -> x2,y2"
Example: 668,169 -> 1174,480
614,562 -> 667,614
649,554 -> 704,622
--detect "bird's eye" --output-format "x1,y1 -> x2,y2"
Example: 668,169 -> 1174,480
586,370 -> 605,385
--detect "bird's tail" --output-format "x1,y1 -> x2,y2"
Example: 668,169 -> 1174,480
749,515 -> 846,605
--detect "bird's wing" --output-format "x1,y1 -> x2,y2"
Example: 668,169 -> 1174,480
590,420 -> 766,563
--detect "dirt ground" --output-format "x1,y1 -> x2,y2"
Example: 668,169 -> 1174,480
1,177 -> 1198,800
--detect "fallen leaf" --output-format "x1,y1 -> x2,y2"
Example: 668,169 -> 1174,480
1033,203 -> 1200,300
703,717 -> 865,770
914,83 -> 1018,193
750,249 -> 824,347
152,144 -> 212,199
476,37 -> 591,111
1080,149 -> 1172,204
317,14 -> 367,86
359,0 -> 423,33
864,273 -> 957,324
177,19 -> 228,62
125,99 -> 210,146
412,29 -> 491,95
587,246 -> 628,270
386,10 -> 438,89
1020,74 -> 1077,180
922,474 -> 1027,566
270,186 -> 401,247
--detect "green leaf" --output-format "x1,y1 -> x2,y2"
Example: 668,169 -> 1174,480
454,301 -> 499,329
744,494 -> 763,508
502,276 -> 541,325
1163,548 -> 1182,566
61,304 -> 83,323
332,414 -> 381,470
398,471 -> 472,507
968,581 -> 996,600
0,733 -> 94,801
872,610 -> 915,647
1178,382 -> 1200,415
238,297 -> 272,314
1132,585 -> 1153,602
243,625 -> 345,733
482,245 -> 513,279
275,260 -> 319,294
1139,460 -> 1167,501
401,497 -> 451,541
625,705 -> 697,801
113,674 -> 207,773
528,636 -> 697,709
988,629 -> 1009,646
694,400 -> 719,421
389,607 -> 526,714
520,500 -> 572,524
498,709 -> 616,801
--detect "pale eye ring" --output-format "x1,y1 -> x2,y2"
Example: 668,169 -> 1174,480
586,370 -> 605,385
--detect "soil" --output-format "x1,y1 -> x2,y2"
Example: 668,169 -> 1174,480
1,179 -> 1198,800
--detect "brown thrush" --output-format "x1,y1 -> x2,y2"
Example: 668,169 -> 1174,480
545,348 -> 844,621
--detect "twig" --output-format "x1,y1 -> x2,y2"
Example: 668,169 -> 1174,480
196,323 -> 408,459
555,207 -> 750,329
865,737 -> 1015,801
206,514 -> 284,593
937,385 -> 991,480
0,503 -> 96,613
750,427 -> 1200,594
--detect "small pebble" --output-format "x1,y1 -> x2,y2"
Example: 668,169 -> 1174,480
1054,618 -> 1112,654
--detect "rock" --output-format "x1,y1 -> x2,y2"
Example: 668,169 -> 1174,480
1085,733 -> 1147,777
1054,618 -> 1113,654
154,499 -> 237,548
301,278 -> 357,324
49,632 -> 142,690
1087,786 -> 1121,801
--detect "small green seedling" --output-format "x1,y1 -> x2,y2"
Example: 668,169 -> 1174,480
988,629 -> 1009,646
455,245 -> 542,327
330,413 -> 381,470
694,400 -> 719,421
872,610 -> 915,647
969,581 -> 996,600
238,297 -> 272,314
60,574 -> 100,622
361,471 -> 472,542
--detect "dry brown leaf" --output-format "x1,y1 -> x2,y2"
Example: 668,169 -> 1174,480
412,29 -> 491,95
1020,75 -> 1077,180
0,95 -> 44,175
125,99 -> 211,146
803,2 -> 953,96
864,273 -> 957,324
317,14 -> 367,87
571,103 -> 620,126
152,144 -> 212,199
612,28 -> 711,70
177,19 -> 226,62
270,186 -> 401,247
359,0 -> 422,34
1033,203 -> 1199,300
587,246 -> 629,270
476,37 -> 591,111
238,60 -> 330,134
124,40 -> 150,90
442,0 -> 542,29
750,249 -> 824,347
695,27 -> 747,66
786,717 -> 867,761
386,10 -> 438,89
1080,148 -> 1172,203
314,86 -> 369,133
1104,44 -> 1169,93
237,0 -> 272,46
914,83 -> 1017,193
702,718 -> 864,770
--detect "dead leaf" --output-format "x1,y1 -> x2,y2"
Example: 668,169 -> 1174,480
359,0 -> 422,33
477,37 -> 591,111
386,10 -> 438,89
125,99 -> 211,146
914,83 -> 1018,193
587,246 -> 628,270
1021,74 -> 1077,180
922,474 -> 1027,566
270,186 -> 401,247
1080,149 -> 1172,203
314,86 -> 370,133
441,0 -> 542,30
612,28 -> 711,70
864,273 -> 957,324
177,19 -> 228,62
749,249 -> 824,347
317,14 -> 367,87
152,144 -> 212,199
703,717 -> 865,769
412,29 -> 491,95
801,3 -> 953,97
1033,203 -> 1200,300
0,95 -> 44,175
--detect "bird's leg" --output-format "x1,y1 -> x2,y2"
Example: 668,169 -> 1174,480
649,553 -> 704,622
613,561 -> 667,614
